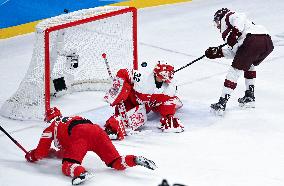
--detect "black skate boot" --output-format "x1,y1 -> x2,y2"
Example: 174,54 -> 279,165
210,94 -> 230,116
238,85 -> 255,108
135,156 -> 157,170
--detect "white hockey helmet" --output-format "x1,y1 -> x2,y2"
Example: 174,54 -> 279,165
153,61 -> 174,83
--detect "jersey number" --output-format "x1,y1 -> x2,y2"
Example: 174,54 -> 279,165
133,72 -> 141,82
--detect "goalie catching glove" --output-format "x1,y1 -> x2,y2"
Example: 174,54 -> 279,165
104,77 -> 131,106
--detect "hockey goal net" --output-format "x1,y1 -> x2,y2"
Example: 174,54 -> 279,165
0,6 -> 137,120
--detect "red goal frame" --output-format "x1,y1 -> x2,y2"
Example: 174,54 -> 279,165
43,7 -> 138,116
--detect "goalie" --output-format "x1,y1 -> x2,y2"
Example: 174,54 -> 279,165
104,61 -> 184,140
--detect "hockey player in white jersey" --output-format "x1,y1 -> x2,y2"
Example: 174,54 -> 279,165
104,61 -> 184,140
205,8 -> 274,115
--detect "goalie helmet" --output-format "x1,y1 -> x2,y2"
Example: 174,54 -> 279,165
45,107 -> 62,122
214,8 -> 230,29
153,61 -> 174,83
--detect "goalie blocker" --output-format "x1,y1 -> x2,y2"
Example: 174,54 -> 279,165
104,77 -> 131,106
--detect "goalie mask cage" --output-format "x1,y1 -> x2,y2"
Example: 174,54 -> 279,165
0,6 -> 138,120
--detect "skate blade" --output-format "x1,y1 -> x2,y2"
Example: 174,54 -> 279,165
108,133 -> 118,140
239,101 -> 255,108
161,127 -> 184,133
72,173 -> 95,185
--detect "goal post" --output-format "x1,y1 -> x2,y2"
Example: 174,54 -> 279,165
0,6 -> 138,120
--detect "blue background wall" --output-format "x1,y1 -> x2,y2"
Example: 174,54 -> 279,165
0,0 -> 126,29
0,0 -> 191,38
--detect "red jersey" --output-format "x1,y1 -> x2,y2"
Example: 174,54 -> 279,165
33,116 -> 120,164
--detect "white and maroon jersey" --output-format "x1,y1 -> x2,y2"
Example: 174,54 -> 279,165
220,11 -> 269,58
116,68 -> 178,105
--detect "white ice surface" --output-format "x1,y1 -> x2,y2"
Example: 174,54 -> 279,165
1,0 -> 284,186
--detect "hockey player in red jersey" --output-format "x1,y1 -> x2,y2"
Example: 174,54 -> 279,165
104,61 -> 184,140
205,8 -> 274,115
25,107 -> 157,185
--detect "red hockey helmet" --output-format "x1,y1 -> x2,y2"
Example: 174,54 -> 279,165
213,8 -> 230,29
45,107 -> 62,122
153,61 -> 174,83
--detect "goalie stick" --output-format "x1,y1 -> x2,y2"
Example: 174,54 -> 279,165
0,125 -> 28,154
101,53 -> 129,127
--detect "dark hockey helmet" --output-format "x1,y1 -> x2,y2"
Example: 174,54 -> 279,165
213,8 -> 230,29
214,8 -> 230,22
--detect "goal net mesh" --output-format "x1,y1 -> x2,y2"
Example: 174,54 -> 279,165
0,6 -> 137,120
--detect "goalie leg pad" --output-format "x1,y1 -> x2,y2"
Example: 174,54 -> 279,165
104,77 -> 131,106
105,105 -> 147,140
126,104 -> 147,131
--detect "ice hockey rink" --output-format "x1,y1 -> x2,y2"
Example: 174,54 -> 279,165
1,0 -> 284,185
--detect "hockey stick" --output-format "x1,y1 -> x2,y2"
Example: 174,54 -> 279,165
174,55 -> 205,73
102,53 -> 114,79
0,125 -> 28,154
101,53 -> 129,127
174,43 -> 227,73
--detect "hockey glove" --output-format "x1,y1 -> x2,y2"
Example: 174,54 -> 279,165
47,148 -> 64,159
205,46 -> 224,59
104,116 -> 126,140
25,150 -> 38,162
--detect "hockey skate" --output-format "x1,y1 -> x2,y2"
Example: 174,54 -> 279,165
105,127 -> 118,140
135,156 -> 157,170
159,116 -> 184,133
72,172 -> 94,185
238,90 -> 255,108
210,95 -> 229,116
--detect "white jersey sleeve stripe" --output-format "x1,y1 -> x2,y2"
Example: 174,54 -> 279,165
41,132 -> 52,138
